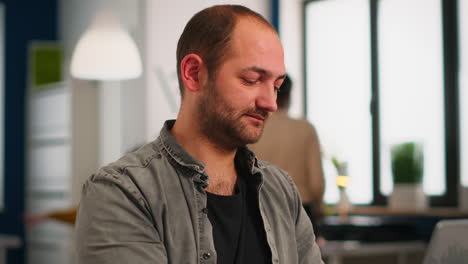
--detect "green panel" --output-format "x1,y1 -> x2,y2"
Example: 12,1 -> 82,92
29,43 -> 63,92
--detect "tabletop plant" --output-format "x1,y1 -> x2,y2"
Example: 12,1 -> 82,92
391,142 -> 424,184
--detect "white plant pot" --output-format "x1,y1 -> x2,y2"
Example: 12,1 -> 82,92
389,184 -> 428,210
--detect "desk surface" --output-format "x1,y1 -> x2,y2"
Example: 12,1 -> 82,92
341,206 -> 468,217
320,241 -> 426,257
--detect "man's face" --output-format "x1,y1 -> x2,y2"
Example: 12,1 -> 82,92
197,18 -> 286,149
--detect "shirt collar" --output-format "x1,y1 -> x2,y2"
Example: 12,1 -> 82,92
158,119 -> 264,177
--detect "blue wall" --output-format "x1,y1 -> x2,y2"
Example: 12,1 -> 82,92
0,1 -> 58,263
271,0 -> 279,33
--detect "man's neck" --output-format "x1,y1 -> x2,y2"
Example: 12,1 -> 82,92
171,118 -> 239,195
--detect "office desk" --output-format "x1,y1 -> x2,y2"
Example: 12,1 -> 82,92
320,241 -> 426,264
0,235 -> 21,264
322,207 -> 468,242
319,206 -> 468,263
347,206 -> 468,217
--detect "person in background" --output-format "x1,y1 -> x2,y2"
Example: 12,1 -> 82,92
75,5 -> 323,264
250,75 -> 325,236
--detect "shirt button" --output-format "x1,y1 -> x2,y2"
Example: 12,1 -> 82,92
202,208 -> 208,214
202,252 -> 211,260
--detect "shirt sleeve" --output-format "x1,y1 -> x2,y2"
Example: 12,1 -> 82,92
283,169 -> 325,264
283,168 -> 324,264
75,174 -> 168,264
295,205 -> 325,264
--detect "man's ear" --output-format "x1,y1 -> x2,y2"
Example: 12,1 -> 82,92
180,54 -> 205,93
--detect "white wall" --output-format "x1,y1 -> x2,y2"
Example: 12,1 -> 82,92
145,0 -> 271,141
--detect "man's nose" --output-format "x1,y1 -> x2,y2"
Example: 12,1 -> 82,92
256,84 -> 278,113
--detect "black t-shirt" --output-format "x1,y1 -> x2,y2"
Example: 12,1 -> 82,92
206,174 -> 271,264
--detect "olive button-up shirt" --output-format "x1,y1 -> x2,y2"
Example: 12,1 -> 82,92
75,120 -> 324,264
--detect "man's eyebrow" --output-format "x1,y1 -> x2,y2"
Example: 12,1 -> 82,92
276,74 -> 286,81
241,66 -> 286,80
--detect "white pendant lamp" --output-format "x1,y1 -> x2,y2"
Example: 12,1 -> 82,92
70,9 -> 142,81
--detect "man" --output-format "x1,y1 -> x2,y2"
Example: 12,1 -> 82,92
76,5 -> 324,264
250,75 -> 325,236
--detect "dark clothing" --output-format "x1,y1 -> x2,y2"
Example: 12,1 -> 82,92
207,189 -> 243,263
303,203 -> 323,237
207,175 -> 271,264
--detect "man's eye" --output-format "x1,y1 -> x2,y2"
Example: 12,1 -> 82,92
274,86 -> 281,92
243,79 -> 257,85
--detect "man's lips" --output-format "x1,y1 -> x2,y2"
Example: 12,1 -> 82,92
246,113 -> 266,121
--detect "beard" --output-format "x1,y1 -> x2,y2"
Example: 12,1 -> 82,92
197,80 -> 268,150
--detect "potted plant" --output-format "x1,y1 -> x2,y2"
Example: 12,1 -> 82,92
331,157 -> 352,220
388,142 -> 427,210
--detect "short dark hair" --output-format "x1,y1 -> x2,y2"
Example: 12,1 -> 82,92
176,5 -> 275,98
277,74 -> 292,109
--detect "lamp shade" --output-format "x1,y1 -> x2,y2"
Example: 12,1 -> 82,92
70,10 -> 142,80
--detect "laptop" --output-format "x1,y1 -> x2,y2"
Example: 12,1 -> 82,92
423,219 -> 468,264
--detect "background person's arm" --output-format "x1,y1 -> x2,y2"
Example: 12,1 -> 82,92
75,173 -> 167,264
305,123 -> 325,209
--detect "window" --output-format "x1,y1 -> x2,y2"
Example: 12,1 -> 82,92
305,0 -> 372,204
304,0 -> 460,205
378,0 -> 445,195
460,0 -> 468,187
